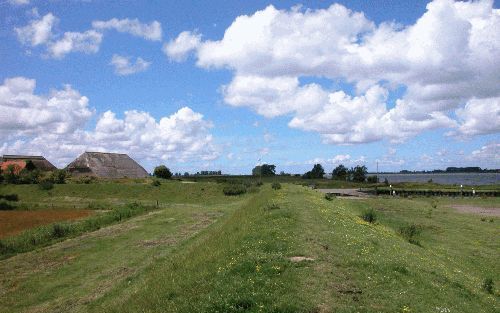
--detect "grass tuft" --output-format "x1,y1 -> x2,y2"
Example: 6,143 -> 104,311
361,208 -> 377,223
482,278 -> 494,294
399,223 -> 422,245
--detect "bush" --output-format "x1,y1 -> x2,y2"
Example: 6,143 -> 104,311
52,223 -> 71,238
154,165 -> 172,179
361,208 -> 377,223
0,201 -> 15,211
271,182 -> 281,190
50,169 -> 67,184
38,180 -> 54,190
264,202 -> 280,211
482,278 -> 494,294
367,175 -> 378,183
151,179 -> 161,187
76,175 -> 98,184
0,194 -> 18,201
223,184 -> 247,196
18,169 -> 41,184
255,181 -> 263,186
324,193 -> 334,201
399,223 -> 422,245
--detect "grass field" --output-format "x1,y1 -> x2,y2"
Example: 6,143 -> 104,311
0,180 -> 498,312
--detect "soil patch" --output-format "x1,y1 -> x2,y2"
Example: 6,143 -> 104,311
0,210 -> 93,239
449,205 -> 500,217
289,256 -> 315,262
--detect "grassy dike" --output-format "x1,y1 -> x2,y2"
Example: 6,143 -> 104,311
103,185 -> 310,312
106,184 -> 498,313
0,182 -> 498,312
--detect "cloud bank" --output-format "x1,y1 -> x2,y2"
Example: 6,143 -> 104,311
0,77 -> 218,167
167,0 -> 500,144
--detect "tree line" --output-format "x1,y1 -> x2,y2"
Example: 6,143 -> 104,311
251,163 -> 372,182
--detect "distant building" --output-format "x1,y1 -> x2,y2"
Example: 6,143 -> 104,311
65,152 -> 148,179
0,155 -> 57,173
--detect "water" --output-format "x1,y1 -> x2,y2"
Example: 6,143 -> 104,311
375,173 -> 499,186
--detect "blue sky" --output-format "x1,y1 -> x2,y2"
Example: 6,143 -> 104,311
0,0 -> 499,174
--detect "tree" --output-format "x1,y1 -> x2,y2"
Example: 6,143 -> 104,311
252,164 -> 276,176
332,164 -> 348,180
153,165 -> 172,179
350,165 -> 367,182
18,168 -> 41,184
303,164 -> 325,179
4,164 -> 20,184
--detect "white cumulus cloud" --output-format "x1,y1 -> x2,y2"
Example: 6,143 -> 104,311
0,77 -> 93,139
110,54 -> 151,75
163,31 -> 201,61
171,0 -> 500,144
15,13 -> 56,46
48,30 -> 103,58
0,77 -> 219,167
92,18 -> 162,41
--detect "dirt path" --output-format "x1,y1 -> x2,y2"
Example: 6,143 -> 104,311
317,188 -> 371,198
449,205 -> 500,217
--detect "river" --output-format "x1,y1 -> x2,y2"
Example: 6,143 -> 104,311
375,173 -> 498,186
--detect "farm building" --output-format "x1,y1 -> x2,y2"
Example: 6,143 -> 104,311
66,152 -> 148,178
0,155 -> 57,173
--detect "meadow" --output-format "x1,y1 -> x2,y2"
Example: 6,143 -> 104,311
0,179 -> 498,312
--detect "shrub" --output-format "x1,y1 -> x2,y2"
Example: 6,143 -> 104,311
151,179 -> 161,187
50,169 -> 67,184
482,278 -> 494,294
264,202 -> 280,211
399,223 -> 422,245
153,165 -> 172,179
361,208 -> 377,223
18,169 -> 41,184
0,201 -> 15,211
383,178 -> 389,186
271,182 -> 281,190
0,194 -> 18,201
255,181 -> 263,186
76,175 -> 98,184
38,180 -> 54,190
367,175 -> 378,183
223,184 -> 247,196
324,193 -> 334,201
52,223 -> 71,238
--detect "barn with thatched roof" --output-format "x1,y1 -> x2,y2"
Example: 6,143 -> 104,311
66,152 -> 148,178
0,155 -> 57,173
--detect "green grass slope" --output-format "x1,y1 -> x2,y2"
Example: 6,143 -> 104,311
0,183 -> 498,312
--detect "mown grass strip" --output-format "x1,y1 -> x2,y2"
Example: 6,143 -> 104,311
105,185 -> 315,313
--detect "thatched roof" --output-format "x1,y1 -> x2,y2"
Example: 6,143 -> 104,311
1,155 -> 57,172
66,152 -> 148,178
